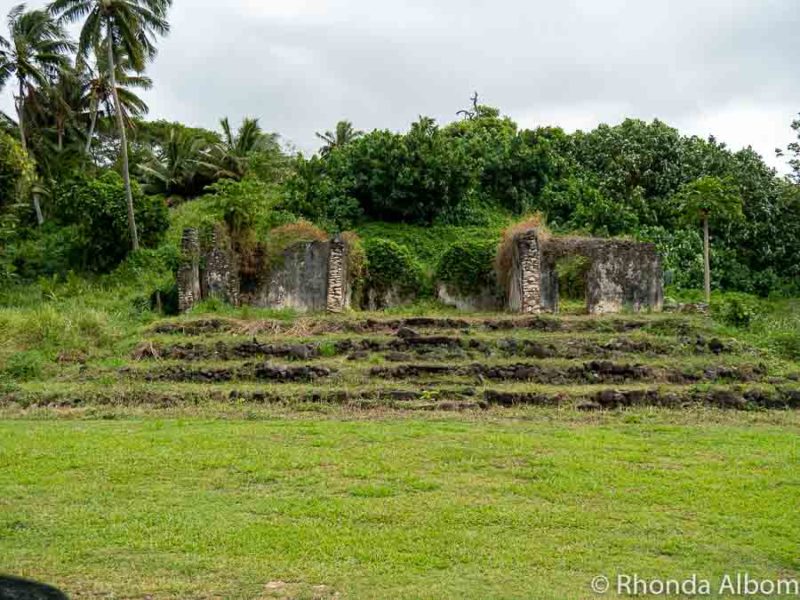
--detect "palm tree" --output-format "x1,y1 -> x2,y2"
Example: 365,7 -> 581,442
202,117 -> 279,180
49,0 -> 172,252
35,64 -> 85,151
0,4 -> 73,224
139,126 -> 208,197
674,176 -> 743,303
316,120 -> 363,156
81,43 -> 151,155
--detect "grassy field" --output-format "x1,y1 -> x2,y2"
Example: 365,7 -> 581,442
1,270 -> 799,598
2,410 -> 799,599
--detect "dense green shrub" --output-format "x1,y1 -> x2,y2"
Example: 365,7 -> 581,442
364,238 -> 426,297
712,293 -> 759,329
435,240 -> 498,295
0,131 -> 34,211
3,350 -> 45,381
356,222 -> 506,273
555,255 -> 591,300
47,172 -> 169,273
638,226 -> 703,290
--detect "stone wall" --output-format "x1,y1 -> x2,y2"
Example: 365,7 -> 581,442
326,237 -> 347,313
177,228 -> 201,312
436,283 -> 505,312
204,225 -> 240,306
176,228 -> 352,313
258,241 -> 332,312
509,231 -> 543,314
510,228 -> 663,314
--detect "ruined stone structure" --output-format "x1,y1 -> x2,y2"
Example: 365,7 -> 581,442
204,225 -> 240,306
508,230 -> 543,314
510,228 -> 663,314
326,237 -> 348,313
177,228 -> 352,313
177,225 -> 661,315
177,228 -> 201,312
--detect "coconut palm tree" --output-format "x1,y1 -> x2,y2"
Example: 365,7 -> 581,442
0,4 -> 73,224
33,64 -> 85,152
0,5 -> 73,152
316,120 -> 363,157
49,0 -> 172,252
674,176 -> 743,303
139,126 -> 209,197
80,43 -> 151,155
202,117 -> 279,180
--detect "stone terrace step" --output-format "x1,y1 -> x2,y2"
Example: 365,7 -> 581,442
125,359 -> 773,386
149,315 -> 702,337
132,333 -> 736,363
7,382 -> 800,412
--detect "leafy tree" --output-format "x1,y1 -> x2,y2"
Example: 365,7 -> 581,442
316,120 -> 363,157
50,0 -> 173,252
49,171 -> 168,272
673,176 -> 743,302
776,114 -> 800,184
0,128 -> 34,211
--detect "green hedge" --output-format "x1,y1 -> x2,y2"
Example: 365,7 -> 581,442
435,239 -> 498,296
364,238 -> 426,296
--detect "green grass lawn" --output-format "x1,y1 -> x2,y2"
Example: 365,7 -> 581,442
2,411 -> 799,599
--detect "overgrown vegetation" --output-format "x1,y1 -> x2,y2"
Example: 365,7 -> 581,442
435,239 -> 499,296
363,238 -> 427,300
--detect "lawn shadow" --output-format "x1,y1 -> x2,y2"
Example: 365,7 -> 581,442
0,576 -> 68,600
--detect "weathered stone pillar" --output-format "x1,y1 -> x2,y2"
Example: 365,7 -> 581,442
177,228 -> 201,312
326,237 -> 347,313
204,224 -> 240,307
515,230 -> 543,314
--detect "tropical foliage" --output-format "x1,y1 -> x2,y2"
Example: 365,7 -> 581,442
0,2 -> 797,302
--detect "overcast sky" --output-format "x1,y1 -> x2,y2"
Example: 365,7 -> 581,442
1,0 -> 798,171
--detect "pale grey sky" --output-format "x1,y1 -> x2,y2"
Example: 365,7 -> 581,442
1,0 -> 798,170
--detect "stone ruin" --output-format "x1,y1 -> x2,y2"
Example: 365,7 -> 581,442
509,228 -> 663,314
177,225 -> 663,315
177,226 -> 351,313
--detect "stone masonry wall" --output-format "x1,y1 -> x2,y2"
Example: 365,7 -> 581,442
326,237 -> 347,313
510,231 -> 543,314
177,228 -> 201,312
176,229 -> 353,313
509,228 -> 663,315
204,225 -> 240,307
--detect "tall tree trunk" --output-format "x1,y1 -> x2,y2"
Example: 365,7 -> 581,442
107,27 -> 139,251
703,213 -> 711,304
16,78 -> 27,153
18,78 -> 43,226
85,96 -> 98,154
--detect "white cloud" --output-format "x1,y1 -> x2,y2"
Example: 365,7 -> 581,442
0,0 -> 796,169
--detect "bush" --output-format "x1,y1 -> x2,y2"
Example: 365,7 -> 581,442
556,255 -> 591,300
205,178 -> 291,242
3,350 -> 45,381
341,231 -> 366,291
364,238 -> 426,297
0,131 -> 34,211
49,172 -> 169,273
264,220 -> 328,266
435,239 -> 498,296
712,293 -> 759,329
